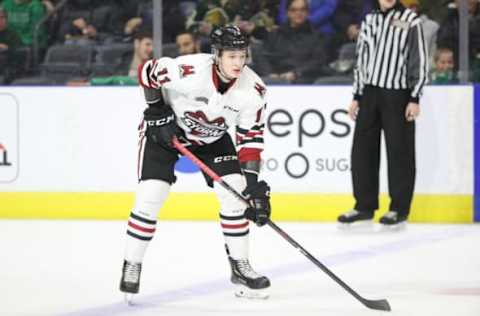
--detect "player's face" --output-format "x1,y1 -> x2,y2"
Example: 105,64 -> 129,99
378,0 -> 397,11
219,50 -> 247,79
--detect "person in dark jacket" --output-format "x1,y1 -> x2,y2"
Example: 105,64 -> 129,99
277,0 -> 338,36
328,0 -> 372,62
260,0 -> 327,84
437,0 -> 480,71
331,1 -> 372,45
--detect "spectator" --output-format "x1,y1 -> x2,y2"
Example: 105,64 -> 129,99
418,0 -> 450,23
430,47 -> 457,84
126,31 -> 153,76
277,0 -> 337,37
42,0 -> 55,15
176,30 -> 201,56
332,0 -> 372,42
123,1 -> 185,43
0,7 -> 22,83
260,0 -> 327,84
58,0 -> 127,45
68,31 -> 153,86
193,0 -> 229,25
124,16 -> 143,40
190,0 -> 229,38
185,1 -> 230,54
57,0 -> 100,44
1,0 -> 47,48
473,53 -> 480,82
224,0 -> 279,40
330,0 -> 372,62
401,0 -> 439,66
437,0 -> 480,71
40,0 -> 62,44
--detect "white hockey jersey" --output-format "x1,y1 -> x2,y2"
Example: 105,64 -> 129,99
138,53 -> 267,163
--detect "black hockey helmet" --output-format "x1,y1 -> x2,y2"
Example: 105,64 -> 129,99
210,25 -> 249,52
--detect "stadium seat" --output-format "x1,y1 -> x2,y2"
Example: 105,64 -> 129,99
161,42 -> 178,58
313,75 -> 353,85
10,76 -> 54,86
91,43 -> 133,76
40,44 -> 94,84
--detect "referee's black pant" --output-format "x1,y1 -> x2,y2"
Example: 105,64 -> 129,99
351,85 -> 416,217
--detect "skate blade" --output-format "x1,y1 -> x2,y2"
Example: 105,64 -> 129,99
234,285 -> 269,300
124,293 -> 136,305
337,220 -> 374,231
379,221 -> 407,232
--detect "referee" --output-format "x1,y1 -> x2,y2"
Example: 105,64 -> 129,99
338,0 -> 428,228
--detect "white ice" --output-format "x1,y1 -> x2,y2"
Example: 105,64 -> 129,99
1,220 -> 479,316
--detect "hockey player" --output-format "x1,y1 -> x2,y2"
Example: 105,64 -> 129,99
120,25 -> 271,301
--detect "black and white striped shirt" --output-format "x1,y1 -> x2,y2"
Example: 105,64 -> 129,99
353,7 -> 428,103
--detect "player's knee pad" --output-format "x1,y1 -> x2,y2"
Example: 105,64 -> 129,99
214,173 -> 246,216
133,179 -> 170,220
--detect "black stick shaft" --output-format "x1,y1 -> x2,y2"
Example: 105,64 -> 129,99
172,137 -> 391,311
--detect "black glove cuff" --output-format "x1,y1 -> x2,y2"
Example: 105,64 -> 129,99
241,161 -> 260,186
144,106 -> 175,127
144,105 -> 173,116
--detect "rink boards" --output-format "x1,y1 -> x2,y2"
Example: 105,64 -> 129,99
0,85 -> 477,222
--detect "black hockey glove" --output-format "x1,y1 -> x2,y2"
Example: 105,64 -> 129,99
243,180 -> 271,227
144,106 -> 181,148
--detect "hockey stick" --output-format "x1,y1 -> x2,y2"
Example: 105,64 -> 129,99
172,137 -> 391,312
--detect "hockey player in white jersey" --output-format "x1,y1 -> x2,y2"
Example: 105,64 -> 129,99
120,25 -> 271,302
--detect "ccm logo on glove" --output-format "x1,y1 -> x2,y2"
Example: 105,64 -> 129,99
146,115 -> 175,126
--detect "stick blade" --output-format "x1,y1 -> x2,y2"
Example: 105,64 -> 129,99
362,298 -> 391,311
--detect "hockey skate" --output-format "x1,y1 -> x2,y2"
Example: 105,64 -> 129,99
228,257 -> 270,299
379,211 -> 407,231
120,260 -> 142,305
337,209 -> 374,229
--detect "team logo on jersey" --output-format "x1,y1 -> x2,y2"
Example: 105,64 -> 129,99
254,82 -> 266,98
182,111 -> 228,138
179,64 -> 195,78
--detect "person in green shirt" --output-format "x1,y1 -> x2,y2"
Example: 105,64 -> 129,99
0,7 -> 22,83
0,8 -> 21,50
430,47 -> 458,84
1,0 -> 47,48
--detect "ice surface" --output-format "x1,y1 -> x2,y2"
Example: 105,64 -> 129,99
1,220 -> 479,316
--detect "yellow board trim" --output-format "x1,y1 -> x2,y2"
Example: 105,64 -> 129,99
0,192 -> 473,223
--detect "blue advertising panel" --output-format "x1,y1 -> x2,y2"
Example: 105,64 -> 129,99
475,84 -> 480,222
